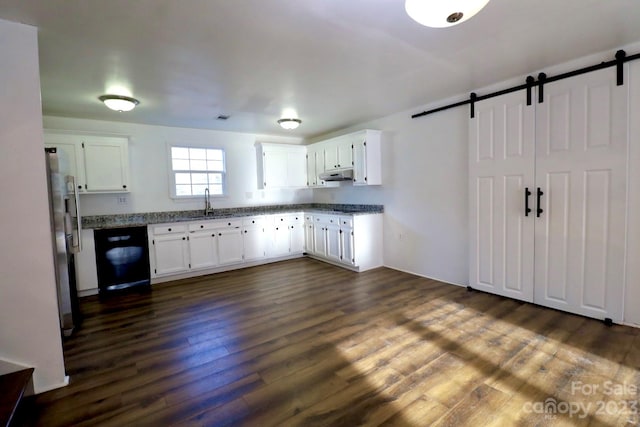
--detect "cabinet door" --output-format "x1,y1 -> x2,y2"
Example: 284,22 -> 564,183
533,68 -> 627,322
289,223 -> 305,254
304,223 -> 314,254
337,141 -> 353,169
288,150 -> 307,187
271,225 -> 290,257
306,152 -> 317,187
340,228 -> 355,265
189,231 -> 218,270
315,150 -> 326,185
469,90 -> 535,302
83,137 -> 129,192
262,150 -> 288,188
217,229 -> 244,265
44,138 -> 86,191
325,224 -> 341,262
324,144 -> 338,170
152,233 -> 189,276
352,140 -> 366,185
243,227 -> 266,261
313,225 -> 327,256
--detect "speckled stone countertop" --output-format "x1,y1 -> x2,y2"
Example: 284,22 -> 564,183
82,203 -> 383,229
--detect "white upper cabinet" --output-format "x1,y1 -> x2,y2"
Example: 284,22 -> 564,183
44,132 -> 131,193
307,129 -> 382,186
82,137 -> 130,192
257,142 -> 307,189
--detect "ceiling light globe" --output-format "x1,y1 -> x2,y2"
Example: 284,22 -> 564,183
277,118 -> 301,130
99,95 -> 140,112
405,0 -> 490,28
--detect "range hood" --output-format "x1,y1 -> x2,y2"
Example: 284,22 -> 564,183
319,168 -> 354,182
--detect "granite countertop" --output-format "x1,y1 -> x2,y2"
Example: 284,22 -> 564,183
83,203 -> 383,229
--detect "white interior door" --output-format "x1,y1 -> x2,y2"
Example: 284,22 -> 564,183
534,67 -> 628,322
469,90 -> 535,302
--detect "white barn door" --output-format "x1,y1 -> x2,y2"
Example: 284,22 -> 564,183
469,91 -> 535,302
533,67 -> 628,322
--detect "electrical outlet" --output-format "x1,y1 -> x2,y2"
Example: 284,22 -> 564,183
117,196 -> 128,205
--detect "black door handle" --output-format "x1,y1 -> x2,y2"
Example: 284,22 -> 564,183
536,187 -> 544,217
525,187 -> 532,216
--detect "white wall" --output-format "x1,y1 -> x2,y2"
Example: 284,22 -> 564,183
43,117 -> 313,216
0,19 -> 67,393
312,106 -> 469,286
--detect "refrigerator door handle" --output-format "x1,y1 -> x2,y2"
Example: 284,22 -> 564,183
70,175 -> 82,253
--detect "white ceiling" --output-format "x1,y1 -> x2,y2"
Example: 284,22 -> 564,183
1,0 -> 640,138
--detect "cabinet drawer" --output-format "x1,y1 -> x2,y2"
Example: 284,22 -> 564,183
152,224 -> 187,235
314,214 -> 340,225
188,221 -> 218,232
242,216 -> 266,227
339,216 -> 353,228
214,218 -> 243,229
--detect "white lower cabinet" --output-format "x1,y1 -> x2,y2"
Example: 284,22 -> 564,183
243,217 -> 266,262
147,211 -> 382,281
150,225 -> 190,276
217,228 -> 243,265
267,213 -> 305,257
306,213 -> 382,271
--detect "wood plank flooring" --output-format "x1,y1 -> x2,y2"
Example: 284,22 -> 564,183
24,258 -> 640,426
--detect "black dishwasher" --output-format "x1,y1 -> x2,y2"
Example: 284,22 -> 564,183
94,226 -> 151,293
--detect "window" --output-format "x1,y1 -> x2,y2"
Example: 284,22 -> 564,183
170,146 -> 225,197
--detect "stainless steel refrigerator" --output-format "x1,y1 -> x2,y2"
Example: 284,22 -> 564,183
45,147 -> 82,336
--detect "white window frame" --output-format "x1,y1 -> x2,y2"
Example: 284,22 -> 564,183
168,144 -> 227,199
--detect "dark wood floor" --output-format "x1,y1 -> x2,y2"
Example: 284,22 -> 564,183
24,258 -> 640,426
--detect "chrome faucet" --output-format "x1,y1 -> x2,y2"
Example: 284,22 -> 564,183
204,188 -> 213,215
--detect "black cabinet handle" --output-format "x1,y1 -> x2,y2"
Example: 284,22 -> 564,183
182,237 -> 186,240
123,185 -> 127,189
78,185 -> 82,190
525,187 -> 532,216
536,187 -> 544,217
244,230 -> 247,233
200,225 -> 204,228
168,228 -> 172,232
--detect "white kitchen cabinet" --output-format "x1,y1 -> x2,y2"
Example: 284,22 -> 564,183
324,138 -> 353,170
150,225 -> 190,276
83,136 -> 130,192
242,217 -> 266,261
75,228 -> 98,294
44,132 -> 130,193
289,221 -> 305,254
188,230 -> 219,270
43,134 -> 85,192
267,213 -> 304,257
306,148 -> 326,187
307,213 -> 382,271
304,215 -> 315,254
469,67 -> 628,322
257,143 -> 307,189
307,129 -> 381,187
217,228 -> 243,265
351,130 -> 382,186
325,223 -> 341,263
339,221 -> 355,266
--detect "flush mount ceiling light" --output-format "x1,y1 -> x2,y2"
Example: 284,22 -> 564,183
98,94 -> 140,112
405,0 -> 490,28
277,118 -> 302,130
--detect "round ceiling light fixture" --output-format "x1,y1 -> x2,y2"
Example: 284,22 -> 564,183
405,0 -> 491,28
98,94 -> 140,112
277,118 -> 302,130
